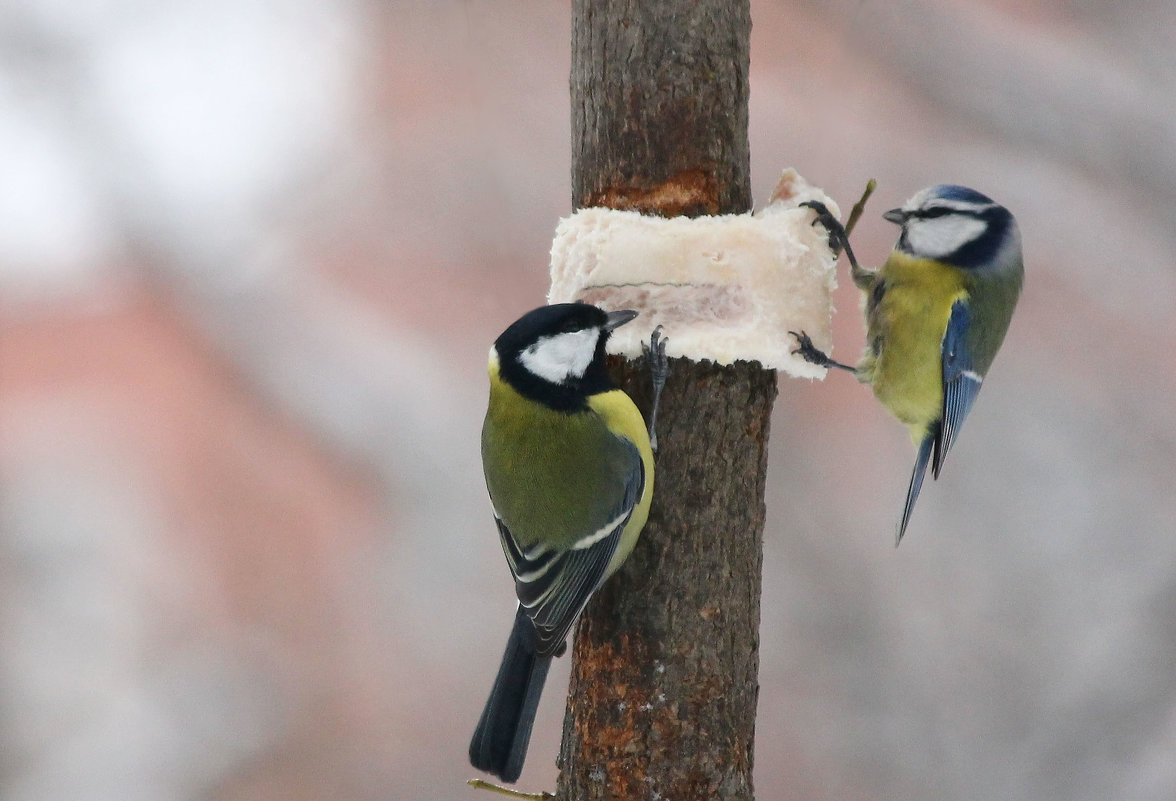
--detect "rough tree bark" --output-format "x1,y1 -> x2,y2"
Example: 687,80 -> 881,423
558,3 -> 773,800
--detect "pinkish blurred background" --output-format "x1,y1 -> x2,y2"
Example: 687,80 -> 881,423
2,2 -> 1174,799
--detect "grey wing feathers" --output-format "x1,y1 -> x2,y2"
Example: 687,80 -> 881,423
494,445 -> 645,657
499,519 -> 624,654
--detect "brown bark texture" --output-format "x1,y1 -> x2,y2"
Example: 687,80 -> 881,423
560,3 -> 773,800
570,0 -> 752,217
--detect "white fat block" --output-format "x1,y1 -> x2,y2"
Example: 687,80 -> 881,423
548,169 -> 840,378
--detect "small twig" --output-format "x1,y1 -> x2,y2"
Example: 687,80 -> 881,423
467,778 -> 556,800
843,178 -> 876,237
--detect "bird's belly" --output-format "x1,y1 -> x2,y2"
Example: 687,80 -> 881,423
872,345 -> 942,440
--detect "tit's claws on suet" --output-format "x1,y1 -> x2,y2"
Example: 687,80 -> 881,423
789,330 -> 855,373
800,200 -> 844,254
800,200 -> 864,274
642,326 -> 670,453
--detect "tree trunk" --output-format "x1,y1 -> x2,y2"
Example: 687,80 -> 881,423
570,0 -> 752,217
559,3 -> 772,800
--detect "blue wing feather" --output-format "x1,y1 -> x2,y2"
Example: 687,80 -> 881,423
936,300 -> 983,479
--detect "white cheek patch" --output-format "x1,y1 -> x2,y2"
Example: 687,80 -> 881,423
905,215 -> 987,259
518,327 -> 600,384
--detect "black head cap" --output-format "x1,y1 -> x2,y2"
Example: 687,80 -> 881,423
493,303 -> 636,410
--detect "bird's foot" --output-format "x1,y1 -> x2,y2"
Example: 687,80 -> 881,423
642,326 -> 669,453
800,200 -> 850,257
789,330 -> 855,372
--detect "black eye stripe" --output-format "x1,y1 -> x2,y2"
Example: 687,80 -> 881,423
916,207 -> 953,219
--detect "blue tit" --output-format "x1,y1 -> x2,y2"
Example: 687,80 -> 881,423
792,185 -> 1023,544
470,302 -> 667,783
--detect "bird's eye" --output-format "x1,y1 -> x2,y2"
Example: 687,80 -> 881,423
559,320 -> 580,333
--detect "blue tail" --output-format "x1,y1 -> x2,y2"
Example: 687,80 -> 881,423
469,607 -> 551,783
897,432 -> 935,546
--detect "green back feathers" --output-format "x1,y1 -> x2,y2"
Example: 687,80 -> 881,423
483,364 -> 650,552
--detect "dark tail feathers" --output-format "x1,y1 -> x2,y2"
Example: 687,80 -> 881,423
469,607 -> 552,783
897,431 -> 935,546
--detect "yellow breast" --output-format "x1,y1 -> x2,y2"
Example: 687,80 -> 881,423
860,252 -> 968,441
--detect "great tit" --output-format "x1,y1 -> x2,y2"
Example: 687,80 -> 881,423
470,302 -> 667,783
792,185 -> 1023,544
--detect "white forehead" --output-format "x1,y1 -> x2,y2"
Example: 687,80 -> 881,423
901,186 -> 936,211
518,327 -> 600,384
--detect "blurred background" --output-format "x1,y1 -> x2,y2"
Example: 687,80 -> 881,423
1,1 -> 1174,799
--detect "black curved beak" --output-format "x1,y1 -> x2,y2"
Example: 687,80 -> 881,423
603,309 -> 639,331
